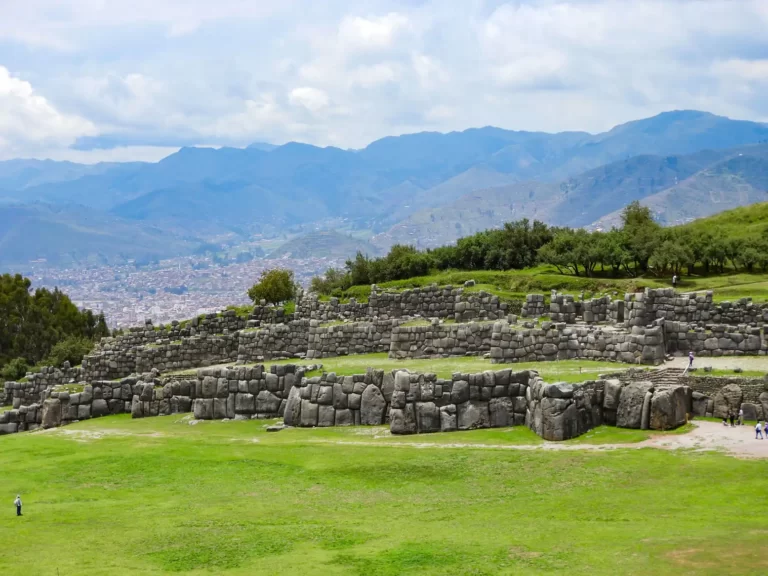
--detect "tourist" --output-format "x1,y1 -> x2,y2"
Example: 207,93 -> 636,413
14,495 -> 21,517
672,274 -> 678,289
757,422 -> 764,440
764,420 -> 768,437
729,412 -> 735,427
688,350 -> 694,369
739,408 -> 744,426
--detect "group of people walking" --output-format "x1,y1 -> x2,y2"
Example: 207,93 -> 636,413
756,421 -> 768,439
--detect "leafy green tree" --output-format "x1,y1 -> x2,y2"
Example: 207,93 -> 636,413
621,201 -> 661,272
247,269 -> 296,305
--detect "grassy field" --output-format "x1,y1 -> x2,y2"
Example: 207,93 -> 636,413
171,353 -> 632,382
332,265 -> 768,304
1,415 -> 767,575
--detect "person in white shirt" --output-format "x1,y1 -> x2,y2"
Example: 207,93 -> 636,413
756,422 -> 764,440
14,495 -> 21,516
739,408 -> 744,426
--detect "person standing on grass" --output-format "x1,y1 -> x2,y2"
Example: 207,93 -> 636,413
14,495 -> 21,516
757,422 -> 764,439
672,274 -> 678,289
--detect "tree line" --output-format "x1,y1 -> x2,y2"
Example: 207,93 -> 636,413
311,202 -> 768,296
0,274 -> 110,381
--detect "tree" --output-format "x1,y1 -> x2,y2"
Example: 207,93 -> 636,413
621,201 -> 661,272
247,269 -> 296,305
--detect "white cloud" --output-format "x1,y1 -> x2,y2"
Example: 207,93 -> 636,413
0,66 -> 96,159
2,1 -> 768,159
289,87 -> 330,112
338,13 -> 411,51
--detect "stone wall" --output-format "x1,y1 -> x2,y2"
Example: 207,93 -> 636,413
298,286 -> 507,323
284,369 -> 393,428
0,404 -> 41,434
490,321 -> 666,365
236,321 -> 310,363
82,311 -> 247,381
549,291 -> 577,323
625,288 -> 768,328
389,321 -> 495,359
521,294 -> 546,318
41,380 -> 136,427
306,320 -> 398,359
187,364 -> 308,421
390,369 -> 530,434
135,334 -> 240,373
665,321 -> 766,356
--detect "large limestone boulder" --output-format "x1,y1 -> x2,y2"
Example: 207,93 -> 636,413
489,397 -> 515,427
317,405 -> 335,427
390,404 -> 417,434
713,384 -> 743,419
256,390 -> 281,414
691,392 -> 709,418
360,384 -> 386,425
334,408 -> 353,426
741,402 -> 759,422
91,399 -> 109,417
235,393 -> 255,414
283,387 -> 301,426
416,402 -> 440,433
381,373 -> 395,403
41,398 -> 62,429
603,379 -> 622,425
759,392 -> 768,421
649,386 -> 688,430
616,382 -> 653,429
539,397 -> 578,441
440,405 -> 457,432
299,400 -> 318,427
457,400 -> 490,430
193,398 -> 213,419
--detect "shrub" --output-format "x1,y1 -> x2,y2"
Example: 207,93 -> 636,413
1,357 -> 29,382
42,336 -> 95,368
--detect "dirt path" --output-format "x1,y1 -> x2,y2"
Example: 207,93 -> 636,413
326,421 -> 768,459
665,356 -> 768,372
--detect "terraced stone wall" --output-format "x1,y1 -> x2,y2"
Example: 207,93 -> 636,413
306,320 -> 399,359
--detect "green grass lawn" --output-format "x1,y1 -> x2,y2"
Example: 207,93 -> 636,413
172,353 -> 628,382
1,415 -> 767,575
328,264 -> 768,304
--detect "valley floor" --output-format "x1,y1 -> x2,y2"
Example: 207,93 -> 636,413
1,414 -> 767,575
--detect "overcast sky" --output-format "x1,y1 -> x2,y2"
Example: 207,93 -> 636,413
1,0 -> 767,163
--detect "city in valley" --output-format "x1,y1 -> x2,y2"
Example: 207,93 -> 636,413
15,256 -> 343,328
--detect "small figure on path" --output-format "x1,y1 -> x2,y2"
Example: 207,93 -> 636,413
686,350 -> 694,373
672,274 -> 678,289
739,408 -> 744,426
764,420 -> 768,437
14,495 -> 21,516
757,422 -> 764,440
729,412 -> 735,427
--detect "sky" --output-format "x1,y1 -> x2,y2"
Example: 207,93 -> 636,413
1,0 -> 767,163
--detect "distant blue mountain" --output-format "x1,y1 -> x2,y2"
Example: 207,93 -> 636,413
2,110 -> 768,263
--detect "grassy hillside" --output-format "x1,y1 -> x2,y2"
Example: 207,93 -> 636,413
679,201 -> 768,239
270,230 -> 380,259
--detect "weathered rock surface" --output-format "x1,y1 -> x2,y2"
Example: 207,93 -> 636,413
616,382 -> 653,428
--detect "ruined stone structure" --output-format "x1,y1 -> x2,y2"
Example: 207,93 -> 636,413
4,286 -> 768,439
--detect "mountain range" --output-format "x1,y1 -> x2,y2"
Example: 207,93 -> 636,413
2,110 -> 768,266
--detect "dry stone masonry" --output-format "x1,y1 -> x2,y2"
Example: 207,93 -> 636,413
6,286 -> 768,439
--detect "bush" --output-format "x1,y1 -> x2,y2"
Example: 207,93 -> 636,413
1,357 -> 29,382
248,269 -> 297,305
42,336 -> 95,368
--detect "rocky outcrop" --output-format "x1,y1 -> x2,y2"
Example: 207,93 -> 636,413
713,384 -> 743,419
616,382 -> 653,429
